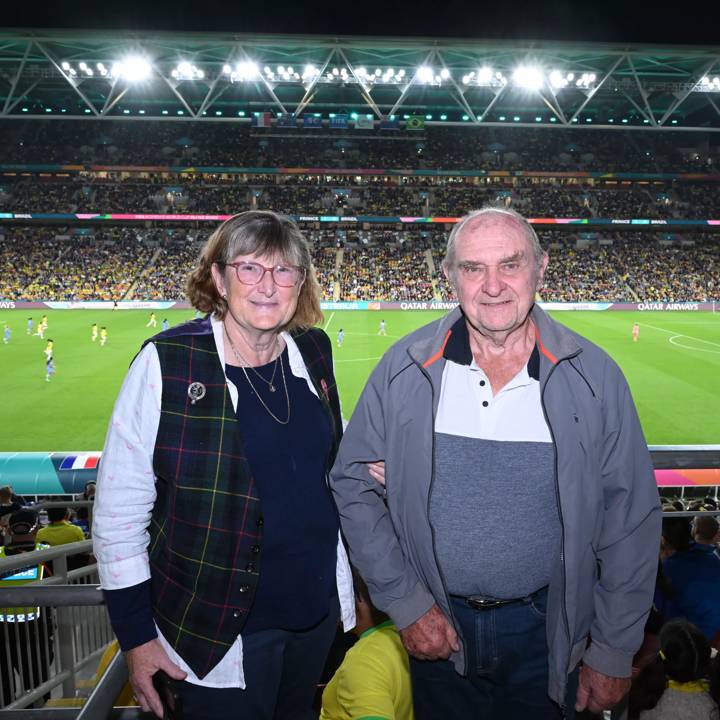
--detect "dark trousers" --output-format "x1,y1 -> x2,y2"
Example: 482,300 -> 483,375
177,600 -> 340,720
410,590 -> 578,720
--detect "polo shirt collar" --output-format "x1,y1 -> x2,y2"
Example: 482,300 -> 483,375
443,313 -> 540,381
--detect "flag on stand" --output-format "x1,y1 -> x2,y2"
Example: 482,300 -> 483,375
330,114 -> 349,129
252,112 -> 272,128
302,116 -> 323,129
277,113 -> 297,128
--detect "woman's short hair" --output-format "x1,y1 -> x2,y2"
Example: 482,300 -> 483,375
186,210 -> 323,331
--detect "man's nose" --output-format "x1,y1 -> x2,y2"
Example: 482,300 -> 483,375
482,266 -> 503,295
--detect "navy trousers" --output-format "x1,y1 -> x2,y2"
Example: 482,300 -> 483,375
410,589 -> 578,720
177,601 -> 339,720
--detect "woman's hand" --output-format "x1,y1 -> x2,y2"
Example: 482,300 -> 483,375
368,461 -> 386,486
125,639 -> 187,718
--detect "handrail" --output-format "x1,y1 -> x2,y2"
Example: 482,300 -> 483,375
0,584 -> 103,607
0,540 -> 93,574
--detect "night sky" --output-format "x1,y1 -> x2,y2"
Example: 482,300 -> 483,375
3,0 -> 719,46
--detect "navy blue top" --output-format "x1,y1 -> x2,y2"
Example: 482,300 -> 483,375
226,347 -> 338,634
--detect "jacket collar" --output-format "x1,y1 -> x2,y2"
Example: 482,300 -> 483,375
409,304 -> 583,380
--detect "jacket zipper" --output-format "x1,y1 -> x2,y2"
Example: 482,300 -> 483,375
540,359 -> 571,716
416,358 -> 465,669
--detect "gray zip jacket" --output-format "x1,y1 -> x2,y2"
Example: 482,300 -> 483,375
330,305 -> 661,706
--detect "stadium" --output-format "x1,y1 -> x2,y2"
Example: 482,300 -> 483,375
0,16 -> 719,720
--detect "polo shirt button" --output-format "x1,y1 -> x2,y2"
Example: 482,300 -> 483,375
479,380 -> 486,386
233,609 -> 242,618
239,584 -> 250,594
251,545 -> 260,554
245,563 -> 256,573
482,401 -> 489,407
256,516 -> 264,527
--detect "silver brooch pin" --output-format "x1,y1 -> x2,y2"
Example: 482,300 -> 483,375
188,381 -> 206,404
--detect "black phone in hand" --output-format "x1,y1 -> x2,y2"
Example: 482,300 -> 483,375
152,670 -> 183,720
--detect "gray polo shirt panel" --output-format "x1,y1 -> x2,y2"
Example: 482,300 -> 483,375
429,317 -> 561,599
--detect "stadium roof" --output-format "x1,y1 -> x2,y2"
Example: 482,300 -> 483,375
2,28 -> 720,131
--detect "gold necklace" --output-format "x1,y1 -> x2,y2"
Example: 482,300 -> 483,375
224,327 -> 280,392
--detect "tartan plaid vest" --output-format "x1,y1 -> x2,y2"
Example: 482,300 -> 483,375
147,318 -> 342,679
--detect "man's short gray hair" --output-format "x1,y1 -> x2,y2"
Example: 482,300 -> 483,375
443,206 -> 546,273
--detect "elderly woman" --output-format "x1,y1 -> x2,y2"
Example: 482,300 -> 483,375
93,211 -> 354,719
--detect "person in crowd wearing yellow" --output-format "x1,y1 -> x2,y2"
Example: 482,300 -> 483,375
36,507 -> 85,546
322,570 -> 413,720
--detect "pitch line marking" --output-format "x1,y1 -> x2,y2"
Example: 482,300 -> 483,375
668,335 -> 720,354
323,311 -> 335,331
642,322 -> 720,350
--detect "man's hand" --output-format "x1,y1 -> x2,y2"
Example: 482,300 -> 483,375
400,604 -> 460,661
575,664 -> 631,715
125,639 -> 187,718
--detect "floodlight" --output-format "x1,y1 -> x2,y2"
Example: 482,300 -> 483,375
440,68 -> 450,80
223,64 -> 232,74
549,70 -> 565,88
112,57 -> 152,83
79,62 -> 87,70
61,61 -> 70,71
417,66 -> 434,83
235,61 -> 259,80
477,67 -> 492,83
398,69 -> 405,77
512,65 -> 543,90
356,67 -> 367,77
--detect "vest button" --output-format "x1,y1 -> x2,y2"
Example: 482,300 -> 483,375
239,584 -> 250,593
233,609 -> 242,618
245,563 -> 256,573
251,545 -> 261,554
256,516 -> 264,527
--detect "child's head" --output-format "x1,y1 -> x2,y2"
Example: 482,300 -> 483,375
629,619 -> 719,718
659,619 -> 712,683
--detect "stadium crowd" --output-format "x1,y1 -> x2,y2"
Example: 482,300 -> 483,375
1,120 -> 718,172
1,224 -> 717,303
3,173 -> 718,221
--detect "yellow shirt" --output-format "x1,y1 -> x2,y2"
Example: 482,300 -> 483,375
321,622 -> 414,720
37,520 -> 85,546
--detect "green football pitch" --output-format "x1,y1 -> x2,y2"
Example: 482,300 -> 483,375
1,309 -> 718,450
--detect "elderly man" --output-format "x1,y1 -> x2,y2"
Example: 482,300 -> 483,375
331,207 -> 661,719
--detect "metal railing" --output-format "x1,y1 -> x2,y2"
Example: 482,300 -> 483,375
0,541 -> 113,711
1,446 -> 719,718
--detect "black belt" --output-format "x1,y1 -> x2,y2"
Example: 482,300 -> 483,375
452,586 -> 548,611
